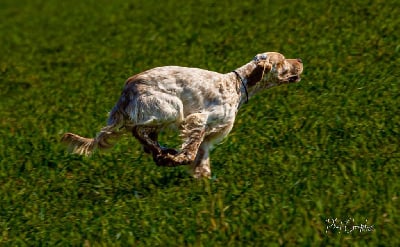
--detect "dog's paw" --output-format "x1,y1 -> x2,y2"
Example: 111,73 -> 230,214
154,152 -> 191,167
154,153 -> 175,167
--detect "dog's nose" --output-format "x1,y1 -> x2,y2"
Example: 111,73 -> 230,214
296,58 -> 302,63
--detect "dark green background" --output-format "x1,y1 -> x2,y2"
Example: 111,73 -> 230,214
1,0 -> 399,245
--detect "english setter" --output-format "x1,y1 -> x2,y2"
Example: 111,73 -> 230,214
62,52 -> 303,178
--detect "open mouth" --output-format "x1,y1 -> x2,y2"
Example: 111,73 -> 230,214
288,75 -> 301,83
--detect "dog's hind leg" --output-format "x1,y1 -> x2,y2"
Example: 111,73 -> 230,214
132,126 -> 178,162
134,128 -> 159,154
155,113 -> 207,167
132,126 -> 162,157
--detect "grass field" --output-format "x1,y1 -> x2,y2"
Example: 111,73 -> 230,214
1,0 -> 399,245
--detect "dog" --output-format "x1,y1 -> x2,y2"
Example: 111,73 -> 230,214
61,52 -> 303,178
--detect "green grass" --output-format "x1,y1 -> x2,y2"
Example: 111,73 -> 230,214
1,0 -> 399,245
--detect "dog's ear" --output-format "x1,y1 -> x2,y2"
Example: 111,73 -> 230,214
247,65 -> 265,86
247,54 -> 272,86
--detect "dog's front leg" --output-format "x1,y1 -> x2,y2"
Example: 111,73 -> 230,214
155,113 -> 207,167
188,141 -> 211,178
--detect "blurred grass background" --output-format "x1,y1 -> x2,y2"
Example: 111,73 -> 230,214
0,0 -> 399,245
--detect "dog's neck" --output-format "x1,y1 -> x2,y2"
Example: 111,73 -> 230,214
232,60 -> 266,105
232,70 -> 249,104
234,61 -> 258,85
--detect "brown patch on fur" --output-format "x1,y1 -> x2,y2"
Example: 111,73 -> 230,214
247,64 -> 270,86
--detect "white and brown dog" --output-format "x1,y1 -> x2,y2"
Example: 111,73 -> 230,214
62,52 -> 303,178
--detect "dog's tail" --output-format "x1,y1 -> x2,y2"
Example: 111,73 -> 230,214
61,105 -> 126,156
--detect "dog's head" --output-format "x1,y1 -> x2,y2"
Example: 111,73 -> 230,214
249,52 -> 303,88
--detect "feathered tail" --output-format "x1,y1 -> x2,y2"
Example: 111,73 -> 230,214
61,104 -> 126,156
